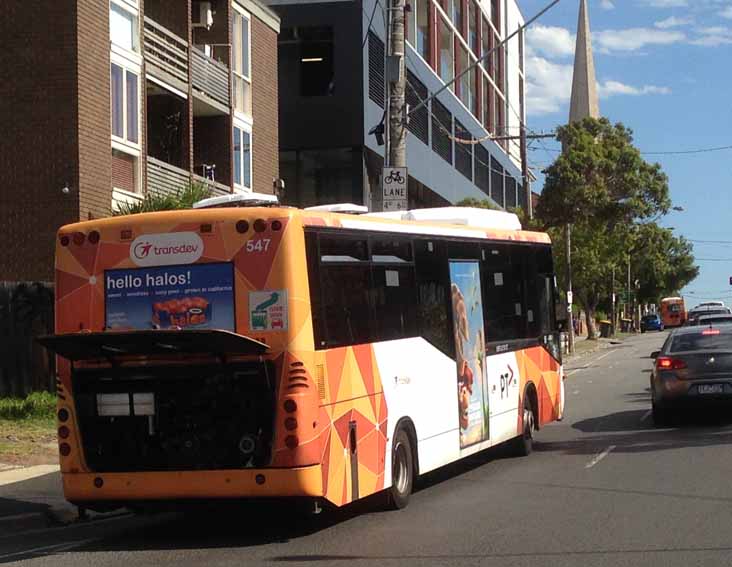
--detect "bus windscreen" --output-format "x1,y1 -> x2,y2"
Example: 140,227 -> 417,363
104,262 -> 236,331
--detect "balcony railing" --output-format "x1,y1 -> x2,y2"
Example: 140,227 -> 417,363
191,48 -> 230,110
144,17 -> 189,90
192,174 -> 231,196
146,157 -> 191,197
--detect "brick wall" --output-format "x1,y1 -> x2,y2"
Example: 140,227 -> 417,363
77,0 -> 112,221
251,17 -> 279,195
0,1 -> 81,281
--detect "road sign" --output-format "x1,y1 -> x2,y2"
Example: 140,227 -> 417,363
567,291 -> 573,305
382,167 -> 408,211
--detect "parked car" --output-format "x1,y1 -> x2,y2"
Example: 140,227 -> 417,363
650,325 -> 732,425
641,314 -> 664,332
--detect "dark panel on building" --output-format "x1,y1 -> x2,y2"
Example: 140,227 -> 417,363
475,144 -> 490,196
406,70 -> 428,145
454,120 -> 472,181
505,176 -> 517,208
368,31 -> 385,109
275,3 -> 363,150
490,156 -> 504,207
431,98 -> 452,164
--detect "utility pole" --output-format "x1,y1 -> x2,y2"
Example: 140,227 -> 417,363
627,258 -> 631,326
520,124 -> 531,217
387,0 -> 406,169
566,224 -> 575,354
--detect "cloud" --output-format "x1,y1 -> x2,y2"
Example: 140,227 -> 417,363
690,25 -> 732,45
525,25 -> 575,59
720,6 -> 732,19
598,80 -> 672,97
525,57 -> 671,117
594,27 -> 686,52
600,0 -> 615,9
525,56 -> 574,116
639,0 -> 688,7
654,16 -> 693,28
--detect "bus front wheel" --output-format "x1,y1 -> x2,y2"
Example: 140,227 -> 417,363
386,428 -> 414,510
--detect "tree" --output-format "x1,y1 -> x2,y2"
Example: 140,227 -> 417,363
113,181 -> 212,216
454,197 -> 500,210
536,118 -> 692,338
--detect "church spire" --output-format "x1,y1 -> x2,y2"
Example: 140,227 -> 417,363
569,0 -> 600,123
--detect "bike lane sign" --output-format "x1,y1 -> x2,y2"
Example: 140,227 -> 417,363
382,167 -> 408,211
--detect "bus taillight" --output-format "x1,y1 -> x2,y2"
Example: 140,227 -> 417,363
254,219 -> 267,233
59,235 -> 70,247
72,232 -> 85,246
59,443 -> 71,456
285,435 -> 299,449
58,426 -> 70,439
283,399 -> 297,413
236,220 -> 250,233
88,230 -> 100,244
285,417 -> 297,431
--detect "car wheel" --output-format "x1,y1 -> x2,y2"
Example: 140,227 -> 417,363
652,401 -> 672,427
386,428 -> 414,510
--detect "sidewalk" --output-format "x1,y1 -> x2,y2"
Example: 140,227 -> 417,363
0,465 -> 83,534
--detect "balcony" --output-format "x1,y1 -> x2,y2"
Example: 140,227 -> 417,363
146,157 -> 191,197
192,48 -> 230,113
144,17 -> 189,92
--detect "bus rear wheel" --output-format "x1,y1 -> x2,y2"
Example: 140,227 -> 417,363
386,428 -> 414,510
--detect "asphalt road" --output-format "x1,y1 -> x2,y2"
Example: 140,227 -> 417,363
5,331 -> 732,566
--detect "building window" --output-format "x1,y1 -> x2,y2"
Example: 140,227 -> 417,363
232,8 -> 252,115
468,1 -> 479,54
454,120 -> 473,181
367,32 -> 385,108
491,0 -> 500,28
110,1 -> 139,52
299,27 -> 334,96
481,18 -> 491,61
439,16 -> 454,86
234,125 -> 252,190
449,0 -> 462,34
490,156 -> 504,206
111,63 -> 139,145
407,0 -> 431,63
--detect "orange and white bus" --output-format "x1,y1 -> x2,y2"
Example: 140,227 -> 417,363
41,197 -> 564,512
660,296 -> 686,328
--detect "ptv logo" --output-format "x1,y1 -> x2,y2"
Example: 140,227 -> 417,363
499,365 -> 515,399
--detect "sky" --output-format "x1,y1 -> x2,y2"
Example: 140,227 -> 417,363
520,0 -> 732,308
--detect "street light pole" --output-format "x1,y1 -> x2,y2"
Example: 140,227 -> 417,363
566,224 -> 575,354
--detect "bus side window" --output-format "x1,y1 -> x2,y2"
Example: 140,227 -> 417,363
482,245 -> 520,342
415,240 -> 453,357
370,238 -> 418,342
311,233 -> 373,348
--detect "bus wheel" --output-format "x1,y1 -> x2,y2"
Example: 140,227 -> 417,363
387,428 -> 414,510
510,396 -> 534,457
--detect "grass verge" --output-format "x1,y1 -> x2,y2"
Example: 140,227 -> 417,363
0,392 -> 57,466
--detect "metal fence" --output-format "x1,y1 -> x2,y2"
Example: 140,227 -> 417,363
0,282 -> 55,397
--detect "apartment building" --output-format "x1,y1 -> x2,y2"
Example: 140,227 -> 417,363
0,0 -> 280,282
270,0 -> 527,211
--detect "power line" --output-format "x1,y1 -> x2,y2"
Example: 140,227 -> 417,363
528,144 -> 732,157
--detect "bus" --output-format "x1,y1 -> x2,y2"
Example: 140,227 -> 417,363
660,297 -> 686,328
40,197 -> 565,512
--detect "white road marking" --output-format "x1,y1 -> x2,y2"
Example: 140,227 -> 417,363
0,538 -> 96,561
594,351 -> 614,362
572,390 -> 580,395
641,410 -> 652,423
585,445 -> 616,469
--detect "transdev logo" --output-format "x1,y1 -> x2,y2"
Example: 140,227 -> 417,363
130,232 -> 204,267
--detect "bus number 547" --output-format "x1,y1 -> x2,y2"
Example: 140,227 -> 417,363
246,239 -> 271,253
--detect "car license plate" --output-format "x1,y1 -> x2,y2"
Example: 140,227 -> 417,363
698,384 -> 724,395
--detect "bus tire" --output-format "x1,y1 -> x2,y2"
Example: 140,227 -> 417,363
386,428 -> 414,510
510,394 -> 534,457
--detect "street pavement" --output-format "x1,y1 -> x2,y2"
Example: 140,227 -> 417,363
4,331 -> 732,566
